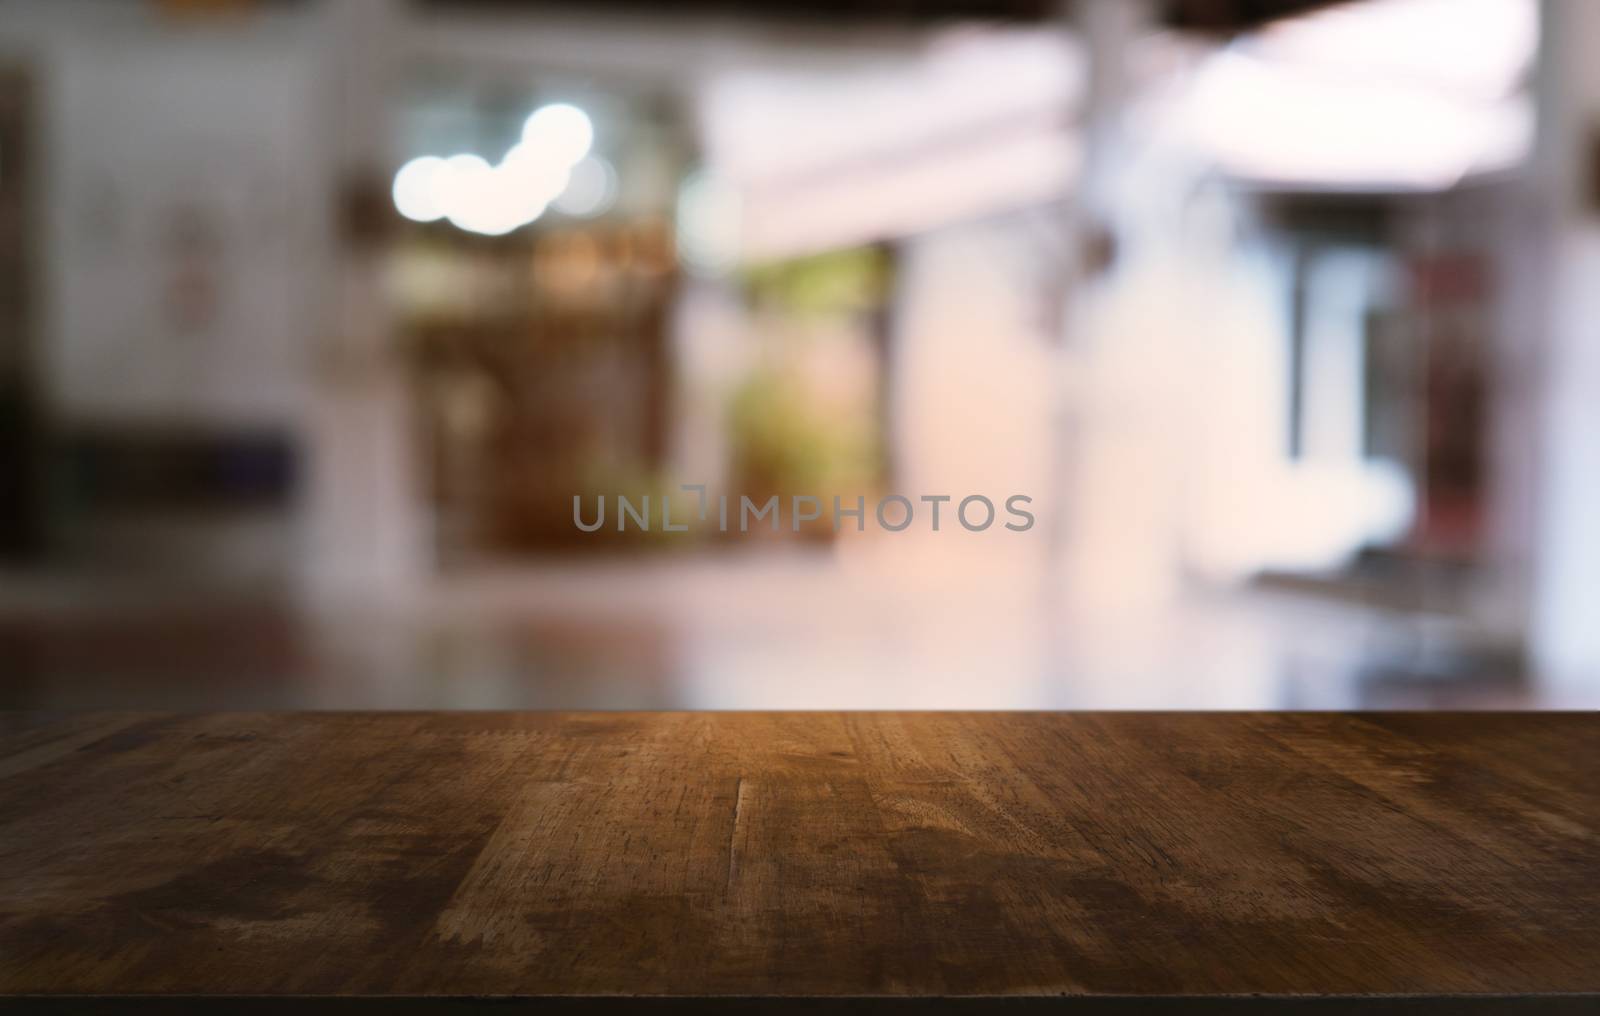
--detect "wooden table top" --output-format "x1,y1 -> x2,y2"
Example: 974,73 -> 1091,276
1,711 -> 1597,1013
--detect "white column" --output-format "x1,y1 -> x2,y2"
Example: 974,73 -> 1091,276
1528,0 -> 1600,693
296,0 -> 427,604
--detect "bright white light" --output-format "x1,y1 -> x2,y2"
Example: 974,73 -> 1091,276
1258,0 -> 1536,103
396,102 -> 601,236
1172,0 -> 1536,189
502,141 -> 573,208
430,154 -> 513,236
1181,47 -> 1532,189
431,152 -> 490,220
393,155 -> 446,222
553,156 -> 616,217
521,103 -> 594,168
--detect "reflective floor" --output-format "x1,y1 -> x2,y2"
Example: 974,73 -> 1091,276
3,551 -> 1586,712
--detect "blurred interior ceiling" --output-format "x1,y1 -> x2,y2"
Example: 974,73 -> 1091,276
413,0 -> 1350,32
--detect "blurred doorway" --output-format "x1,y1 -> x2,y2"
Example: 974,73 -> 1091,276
0,65 -> 41,563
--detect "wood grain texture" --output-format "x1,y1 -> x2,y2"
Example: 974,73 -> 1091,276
0,711 -> 1597,1008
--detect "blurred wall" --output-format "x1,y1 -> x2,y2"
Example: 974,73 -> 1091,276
0,0 -> 325,582
39,15 -> 319,424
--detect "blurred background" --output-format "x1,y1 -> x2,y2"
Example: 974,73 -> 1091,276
1,0 -> 1597,710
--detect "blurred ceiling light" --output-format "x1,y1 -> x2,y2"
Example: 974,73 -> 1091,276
392,155 -> 447,223
521,103 -> 594,168
553,156 -> 617,217
697,29 -> 1080,257
742,129 -> 1080,262
702,30 -> 1080,188
1177,0 -> 1536,189
1257,0 -> 1536,103
393,103 -> 604,236
502,141 -> 574,206
433,154 -> 511,235
1184,49 -> 1532,190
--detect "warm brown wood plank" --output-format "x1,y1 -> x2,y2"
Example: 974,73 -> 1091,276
0,712 -> 1596,1007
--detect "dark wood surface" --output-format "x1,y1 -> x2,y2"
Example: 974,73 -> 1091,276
1,711 -> 1597,1011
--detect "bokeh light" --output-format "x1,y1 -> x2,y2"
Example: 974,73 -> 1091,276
521,102 -> 595,167
392,155 -> 446,222
553,155 -> 616,217
393,104 -> 600,235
